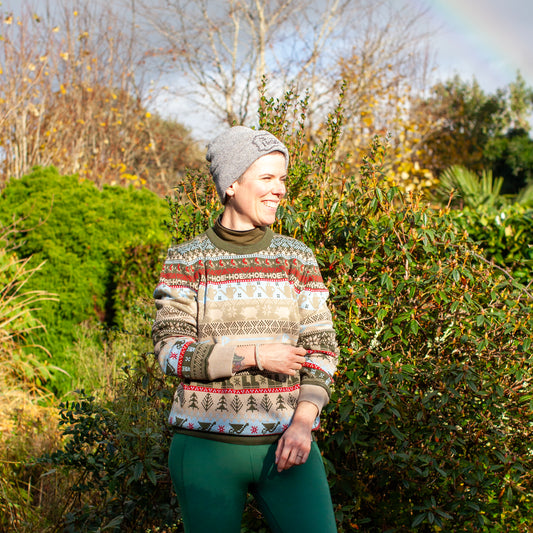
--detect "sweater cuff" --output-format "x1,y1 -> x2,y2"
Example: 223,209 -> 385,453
298,384 -> 329,413
206,343 -> 236,379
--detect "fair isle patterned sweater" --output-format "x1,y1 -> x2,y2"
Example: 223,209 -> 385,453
152,222 -> 338,443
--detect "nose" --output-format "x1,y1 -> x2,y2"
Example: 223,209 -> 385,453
273,178 -> 286,197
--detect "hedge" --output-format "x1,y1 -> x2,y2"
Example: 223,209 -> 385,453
0,167 -> 170,394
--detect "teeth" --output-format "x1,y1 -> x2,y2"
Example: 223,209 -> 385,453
264,201 -> 278,208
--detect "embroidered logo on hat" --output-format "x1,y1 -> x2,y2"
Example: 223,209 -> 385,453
252,133 -> 283,152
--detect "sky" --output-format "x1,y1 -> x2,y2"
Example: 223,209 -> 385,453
158,0 -> 533,139
2,0 -> 531,138
409,0 -> 532,91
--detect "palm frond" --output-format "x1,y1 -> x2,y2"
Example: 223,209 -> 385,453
437,165 -> 505,209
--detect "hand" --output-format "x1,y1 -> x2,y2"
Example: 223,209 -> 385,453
275,401 -> 317,472
259,344 -> 306,376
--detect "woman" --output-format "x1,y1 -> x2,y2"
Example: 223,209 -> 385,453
153,126 -> 338,532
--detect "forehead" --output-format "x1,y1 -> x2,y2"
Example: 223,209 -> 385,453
242,152 -> 286,177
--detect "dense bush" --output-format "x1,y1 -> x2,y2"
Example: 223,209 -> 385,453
452,204 -> 533,283
0,166 -> 170,394
313,157 -> 533,531
256,92 -> 532,531
430,163 -> 533,282
41,91 -> 533,532
44,352 -> 178,533
112,242 -> 168,332
484,128 -> 533,195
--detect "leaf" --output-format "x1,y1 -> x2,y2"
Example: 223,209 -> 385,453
101,515 -> 125,531
412,513 -> 426,527
133,461 -> 143,481
391,425 -> 405,441
145,465 -> 157,485
372,401 -> 385,414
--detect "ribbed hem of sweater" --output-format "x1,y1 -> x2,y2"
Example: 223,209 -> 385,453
172,427 -> 317,445
173,427 -> 280,445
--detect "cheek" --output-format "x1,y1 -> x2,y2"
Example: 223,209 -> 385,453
257,183 -> 273,196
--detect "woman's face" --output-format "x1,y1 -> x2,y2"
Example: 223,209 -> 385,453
222,152 -> 287,230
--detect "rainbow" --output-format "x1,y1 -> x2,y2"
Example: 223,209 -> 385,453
423,0 -> 532,90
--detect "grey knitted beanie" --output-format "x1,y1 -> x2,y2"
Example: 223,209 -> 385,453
206,126 -> 289,202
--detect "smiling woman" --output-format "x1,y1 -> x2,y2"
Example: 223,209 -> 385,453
152,126 -> 339,532
222,152 -> 287,230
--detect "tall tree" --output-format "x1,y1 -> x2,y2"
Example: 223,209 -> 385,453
507,71 -> 533,131
132,0 -> 433,133
415,73 -> 533,196
0,1 -> 202,191
413,76 -> 508,178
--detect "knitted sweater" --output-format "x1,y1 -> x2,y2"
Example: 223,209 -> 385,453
152,222 -> 338,443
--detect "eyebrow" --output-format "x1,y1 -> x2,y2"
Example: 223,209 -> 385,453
259,171 -> 287,177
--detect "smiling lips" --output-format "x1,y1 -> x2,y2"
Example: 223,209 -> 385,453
263,201 -> 279,209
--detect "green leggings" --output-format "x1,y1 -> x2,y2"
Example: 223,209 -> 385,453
168,433 -> 337,533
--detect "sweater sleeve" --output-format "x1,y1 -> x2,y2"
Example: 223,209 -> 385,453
296,253 -> 339,412
152,247 -> 234,381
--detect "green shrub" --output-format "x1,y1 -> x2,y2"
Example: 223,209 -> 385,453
452,204 -> 533,282
0,167 -> 170,394
43,89 -> 533,532
42,352 -> 179,533
111,242 -> 168,333
314,152 -> 533,531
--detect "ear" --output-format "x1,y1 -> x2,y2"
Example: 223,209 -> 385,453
225,182 -> 237,197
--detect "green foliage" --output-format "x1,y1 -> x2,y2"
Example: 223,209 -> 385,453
419,72 -> 533,192
434,165 -> 504,209
111,242 -> 167,332
42,352 -> 179,532
431,164 -> 533,282
420,76 -> 507,176
318,168 -> 532,530
484,128 -> 533,195
452,204 -> 533,283
164,168 -> 222,245
40,88 -> 533,532
432,164 -> 533,283
506,72 -> 533,131
0,223 -> 58,396
0,166 -> 170,394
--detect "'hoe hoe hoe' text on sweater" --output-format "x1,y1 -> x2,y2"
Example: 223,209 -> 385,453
152,223 -> 339,444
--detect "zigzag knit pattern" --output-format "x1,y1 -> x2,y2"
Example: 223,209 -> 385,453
153,226 -> 338,441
